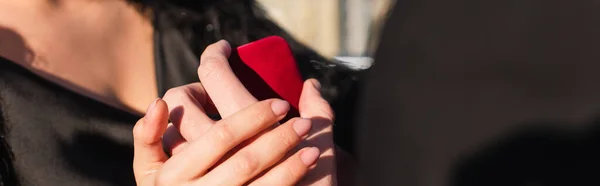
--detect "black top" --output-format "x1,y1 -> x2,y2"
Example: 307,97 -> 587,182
0,58 -> 139,185
359,0 -> 600,185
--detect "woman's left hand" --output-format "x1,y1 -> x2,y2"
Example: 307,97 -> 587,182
160,40 -> 337,185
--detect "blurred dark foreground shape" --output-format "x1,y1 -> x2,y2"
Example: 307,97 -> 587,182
358,0 -> 600,185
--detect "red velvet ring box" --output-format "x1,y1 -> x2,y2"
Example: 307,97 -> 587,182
229,36 -> 304,119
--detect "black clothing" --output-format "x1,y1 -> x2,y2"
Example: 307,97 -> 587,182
358,1 -> 600,185
0,57 -> 138,185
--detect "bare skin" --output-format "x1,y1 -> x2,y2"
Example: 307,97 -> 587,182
0,0 -> 157,114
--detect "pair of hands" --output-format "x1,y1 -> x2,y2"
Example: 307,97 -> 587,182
132,40 -> 336,185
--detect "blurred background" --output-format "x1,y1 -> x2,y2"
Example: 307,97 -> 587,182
257,0 -> 395,61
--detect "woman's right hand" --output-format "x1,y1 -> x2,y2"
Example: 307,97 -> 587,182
132,40 -> 322,186
133,98 -> 320,185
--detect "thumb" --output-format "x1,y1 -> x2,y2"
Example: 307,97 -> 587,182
298,79 -> 335,145
299,79 -> 334,122
133,98 -> 170,184
298,79 -> 338,185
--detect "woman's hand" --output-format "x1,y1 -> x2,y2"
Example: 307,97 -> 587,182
133,98 -> 321,185
160,81 -> 337,186
132,40 -> 324,185
295,79 -> 337,186
134,40 -> 337,185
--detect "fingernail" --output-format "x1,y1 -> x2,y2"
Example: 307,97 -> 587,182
217,39 -> 228,44
301,147 -> 320,166
271,100 -> 290,116
217,40 -> 231,50
145,98 -> 160,121
293,119 -> 312,136
311,79 -> 321,90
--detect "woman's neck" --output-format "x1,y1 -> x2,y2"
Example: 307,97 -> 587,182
0,0 -> 157,114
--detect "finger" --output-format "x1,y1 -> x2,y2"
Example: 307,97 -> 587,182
248,147 -> 320,186
197,118 -> 312,185
197,40 -> 257,118
298,79 -> 337,185
162,83 -> 215,141
299,79 -> 334,122
298,79 -> 335,152
162,123 -> 187,156
158,99 -> 290,182
133,99 -> 170,184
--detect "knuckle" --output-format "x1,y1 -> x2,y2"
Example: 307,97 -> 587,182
233,151 -> 259,175
211,124 -> 235,145
278,130 -> 296,147
155,171 -> 177,186
251,111 -> 269,126
198,55 -> 228,79
163,87 -> 197,107
132,119 -> 144,140
163,87 -> 187,101
238,108 -> 270,129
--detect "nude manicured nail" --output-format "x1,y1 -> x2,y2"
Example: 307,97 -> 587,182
145,98 -> 160,121
271,100 -> 290,116
301,147 -> 320,166
311,79 -> 321,89
293,119 -> 312,136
